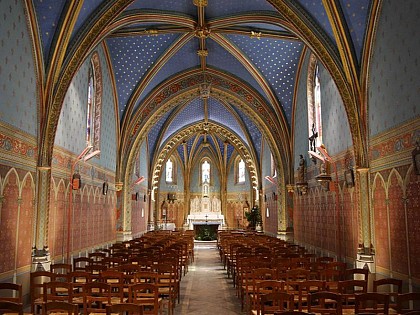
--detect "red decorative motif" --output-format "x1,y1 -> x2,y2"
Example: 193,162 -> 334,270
371,131 -> 415,160
0,133 -> 37,158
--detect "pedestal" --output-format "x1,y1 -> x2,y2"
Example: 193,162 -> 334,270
31,248 -> 51,272
116,230 -> 132,242
356,254 -> 375,274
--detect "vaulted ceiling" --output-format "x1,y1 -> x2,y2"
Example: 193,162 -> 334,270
30,0 -> 373,183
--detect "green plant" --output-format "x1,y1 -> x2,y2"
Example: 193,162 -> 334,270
194,225 -> 217,241
244,205 -> 262,230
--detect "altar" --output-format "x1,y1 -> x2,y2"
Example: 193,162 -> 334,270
187,212 -> 225,230
186,179 -> 224,230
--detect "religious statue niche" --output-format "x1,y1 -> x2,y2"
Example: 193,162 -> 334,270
296,154 -> 308,195
187,177 -> 224,229
308,144 -> 332,191
308,123 -> 318,163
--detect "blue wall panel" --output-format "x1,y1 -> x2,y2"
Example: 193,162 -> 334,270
0,0 -> 38,136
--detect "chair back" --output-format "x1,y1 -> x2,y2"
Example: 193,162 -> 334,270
345,268 -> 369,281
128,283 -> 160,315
308,291 -> 343,315
73,257 -> 93,271
355,292 -> 390,315
0,301 -> 23,315
397,292 -> 420,314
83,282 -> 111,314
373,278 -> 403,309
30,271 -> 56,314
0,283 -> 22,303
43,281 -> 73,303
260,292 -> 294,315
338,279 -> 367,309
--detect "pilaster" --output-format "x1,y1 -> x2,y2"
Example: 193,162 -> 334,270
32,166 -> 51,271
356,167 -> 375,272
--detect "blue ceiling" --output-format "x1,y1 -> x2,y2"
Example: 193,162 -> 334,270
106,34 -> 179,116
31,0 -> 374,170
162,97 -> 205,145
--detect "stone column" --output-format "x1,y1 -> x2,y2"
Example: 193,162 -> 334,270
115,182 -> 132,242
32,166 -> 51,271
356,167 -> 375,272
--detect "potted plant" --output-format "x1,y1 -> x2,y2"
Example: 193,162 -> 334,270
244,205 -> 262,231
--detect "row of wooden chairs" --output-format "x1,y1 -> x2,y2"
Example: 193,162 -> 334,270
217,231 -> 420,315
245,279 -> 420,315
0,301 -> 144,315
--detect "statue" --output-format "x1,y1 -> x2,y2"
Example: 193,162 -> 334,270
297,154 -> 305,183
318,144 -> 331,175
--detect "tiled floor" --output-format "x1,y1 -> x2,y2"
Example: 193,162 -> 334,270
174,242 -> 244,315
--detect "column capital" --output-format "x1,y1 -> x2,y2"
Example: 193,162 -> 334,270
356,167 -> 370,173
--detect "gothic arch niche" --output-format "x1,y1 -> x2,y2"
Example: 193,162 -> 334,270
307,53 -> 323,153
86,52 -> 102,154
120,71 -> 289,232
121,71 -> 286,191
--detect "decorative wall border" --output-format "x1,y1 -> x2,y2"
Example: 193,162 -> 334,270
370,117 -> 420,172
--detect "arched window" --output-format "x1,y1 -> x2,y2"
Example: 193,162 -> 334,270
307,54 -> 323,152
86,65 -> 94,144
202,160 -> 210,183
86,52 -> 102,152
166,159 -> 173,183
237,159 -> 246,183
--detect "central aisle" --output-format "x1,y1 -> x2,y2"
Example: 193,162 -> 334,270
174,241 -> 244,315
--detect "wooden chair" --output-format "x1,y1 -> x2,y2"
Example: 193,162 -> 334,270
0,301 -> 23,315
156,263 -> 178,315
319,269 -> 342,293
42,301 -> 78,315
286,269 -> 311,282
85,264 -> 107,281
100,270 -> 125,304
128,283 -> 161,315
338,279 -> 367,309
30,271 -> 56,314
0,283 -> 22,302
106,303 -> 144,315
345,268 -> 369,281
354,292 -> 390,315
253,280 -> 286,301
50,263 -> 72,275
397,292 -> 420,314
69,271 -> 91,306
308,291 -> 343,315
134,271 -> 158,284
73,257 -> 93,271
297,280 -> 326,311
119,264 -> 141,282
43,281 -> 73,304
83,282 -> 111,315
253,291 -> 294,315
88,252 -> 107,262
102,257 -> 122,270
373,278 -> 402,311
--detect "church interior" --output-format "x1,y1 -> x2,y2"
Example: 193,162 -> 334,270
0,0 -> 419,313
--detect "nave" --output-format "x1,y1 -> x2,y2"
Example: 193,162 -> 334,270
176,242 -> 242,315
